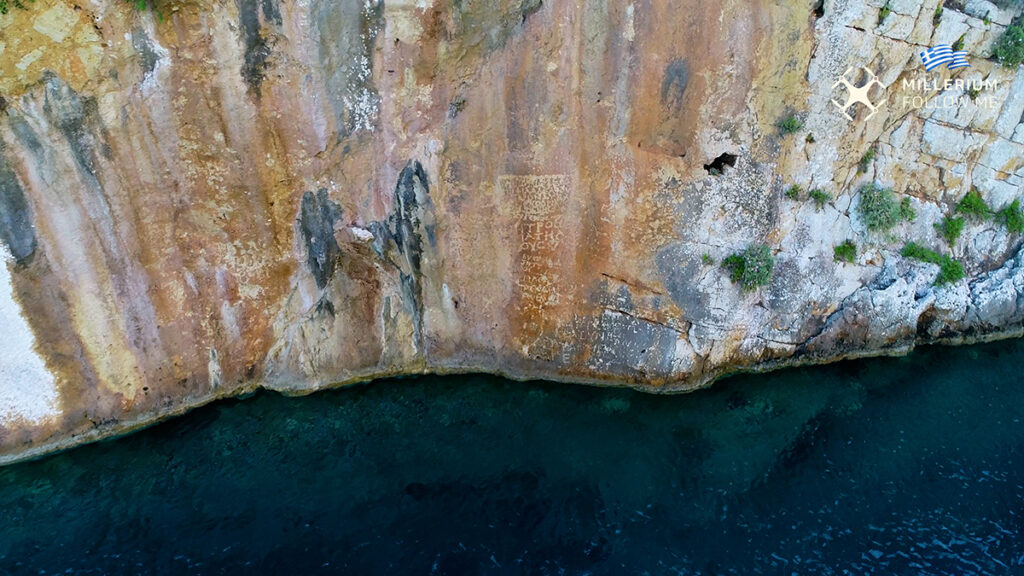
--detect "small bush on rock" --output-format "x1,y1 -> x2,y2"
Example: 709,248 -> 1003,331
0,0 -> 29,14
878,1 -> 892,25
953,33 -> 966,52
998,199 -> 1024,233
956,189 -> 990,220
834,240 -> 857,263
778,115 -> 803,135
723,244 -> 775,291
901,242 -> 940,263
900,197 -> 916,222
995,16 -> 1024,68
858,183 -> 903,232
936,215 -> 965,245
901,242 -> 965,285
858,149 -> 876,173
809,189 -> 831,210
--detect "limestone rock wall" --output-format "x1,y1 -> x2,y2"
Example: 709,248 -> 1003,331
0,0 -> 1022,462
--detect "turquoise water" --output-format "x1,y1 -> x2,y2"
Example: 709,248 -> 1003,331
2,341 -> 1024,574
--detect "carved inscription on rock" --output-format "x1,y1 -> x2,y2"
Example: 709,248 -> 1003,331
500,175 -> 571,344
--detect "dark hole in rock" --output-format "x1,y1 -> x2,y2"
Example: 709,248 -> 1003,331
813,0 -> 824,18
704,153 -> 737,175
916,305 -> 937,338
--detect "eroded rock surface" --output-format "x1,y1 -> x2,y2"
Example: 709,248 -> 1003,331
0,0 -> 1023,462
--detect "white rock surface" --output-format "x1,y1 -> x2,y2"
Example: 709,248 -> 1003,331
0,247 -> 59,425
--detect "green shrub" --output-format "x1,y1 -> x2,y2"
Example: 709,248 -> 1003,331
953,34 -> 966,52
936,258 -> 966,285
933,4 -> 943,25
998,199 -> 1024,233
936,215 -> 965,245
879,1 -> 891,25
858,149 -> 876,173
902,242 -> 941,264
723,244 -> 775,291
834,240 -> 857,263
0,0 -> 29,14
702,253 -> 715,266
858,183 -> 903,232
956,189 -> 990,220
995,16 -> 1024,68
901,242 -> 965,285
785,184 -> 802,200
900,197 -> 916,222
778,115 -> 803,135
809,189 -> 830,210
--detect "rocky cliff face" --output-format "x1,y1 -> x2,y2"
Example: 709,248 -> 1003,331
1,0 -> 1023,463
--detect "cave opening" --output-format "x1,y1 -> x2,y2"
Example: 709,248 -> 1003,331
704,153 -> 738,175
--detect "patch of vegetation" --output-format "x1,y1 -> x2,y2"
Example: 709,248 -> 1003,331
936,215 -> 965,245
994,16 -> 1024,68
834,240 -> 857,263
723,244 -> 775,291
858,148 -> 876,173
778,115 -> 803,135
809,188 -> 831,210
901,242 -> 941,263
933,4 -> 943,25
879,1 -> 892,25
900,197 -> 916,222
956,189 -> 990,220
857,183 -> 905,232
953,34 -> 966,52
936,257 -> 966,285
901,242 -> 966,285
785,184 -> 802,200
805,133 -> 816,144
998,199 -> 1024,233
702,253 -> 715,266
0,0 -> 30,15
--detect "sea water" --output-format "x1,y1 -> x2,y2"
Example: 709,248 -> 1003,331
2,339 -> 1024,574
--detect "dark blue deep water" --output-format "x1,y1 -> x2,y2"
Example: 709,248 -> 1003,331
4,340 -> 1024,575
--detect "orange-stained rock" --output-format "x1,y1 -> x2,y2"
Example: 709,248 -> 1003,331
0,0 -> 1023,463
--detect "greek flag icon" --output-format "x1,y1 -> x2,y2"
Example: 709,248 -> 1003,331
920,44 -> 970,71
